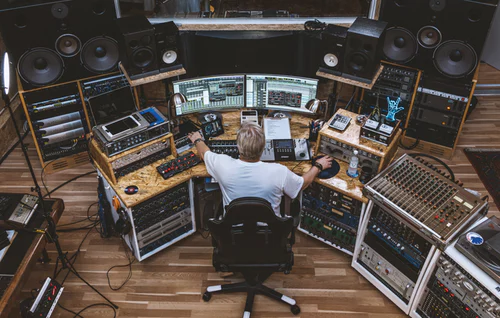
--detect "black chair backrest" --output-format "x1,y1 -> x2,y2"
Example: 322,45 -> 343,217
208,197 -> 294,266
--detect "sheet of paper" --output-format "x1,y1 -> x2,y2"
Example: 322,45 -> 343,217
263,118 -> 291,139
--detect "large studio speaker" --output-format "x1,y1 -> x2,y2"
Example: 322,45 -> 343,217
116,15 -> 159,80
343,18 -> 388,82
319,24 -> 348,76
154,22 -> 183,73
380,0 -> 499,82
0,0 -> 120,90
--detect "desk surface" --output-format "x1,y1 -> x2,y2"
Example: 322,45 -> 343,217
96,111 -> 368,207
0,198 -> 64,318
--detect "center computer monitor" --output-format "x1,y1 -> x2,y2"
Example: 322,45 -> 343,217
173,75 -> 245,116
245,74 -> 318,113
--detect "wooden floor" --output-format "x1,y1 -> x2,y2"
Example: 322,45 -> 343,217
1,97 -> 499,318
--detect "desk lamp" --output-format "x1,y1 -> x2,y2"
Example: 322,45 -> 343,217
305,98 -> 328,119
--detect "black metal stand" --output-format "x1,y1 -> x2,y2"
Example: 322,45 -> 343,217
1,92 -> 118,310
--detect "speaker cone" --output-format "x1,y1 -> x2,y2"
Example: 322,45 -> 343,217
383,27 -> 418,63
433,41 -> 477,78
51,2 -> 69,19
429,0 -> 446,12
56,34 -> 81,57
132,48 -> 154,68
323,53 -> 339,68
347,51 -> 369,72
81,36 -> 119,73
18,48 -> 64,86
162,50 -> 178,65
418,26 -> 442,48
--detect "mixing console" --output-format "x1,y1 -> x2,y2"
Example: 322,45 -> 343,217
417,254 -> 500,318
156,152 -> 201,180
298,183 -> 363,254
207,140 -> 239,159
364,154 -> 487,247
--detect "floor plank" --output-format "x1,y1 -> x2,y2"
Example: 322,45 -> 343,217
1,97 -> 499,317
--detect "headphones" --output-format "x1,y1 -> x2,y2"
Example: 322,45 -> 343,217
114,207 -> 131,236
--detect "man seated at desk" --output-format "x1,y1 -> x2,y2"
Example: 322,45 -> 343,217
188,123 -> 333,215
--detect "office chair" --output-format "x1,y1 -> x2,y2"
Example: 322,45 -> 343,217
203,197 -> 300,317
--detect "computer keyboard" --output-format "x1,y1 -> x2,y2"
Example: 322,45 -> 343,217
156,152 -> 201,180
0,275 -> 13,299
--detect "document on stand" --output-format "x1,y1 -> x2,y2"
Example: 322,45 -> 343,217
263,117 -> 291,140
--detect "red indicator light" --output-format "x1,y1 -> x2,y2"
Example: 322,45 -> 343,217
444,288 -> 449,293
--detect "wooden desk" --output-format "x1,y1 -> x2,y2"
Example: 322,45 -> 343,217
95,111 -> 317,208
0,199 -> 64,318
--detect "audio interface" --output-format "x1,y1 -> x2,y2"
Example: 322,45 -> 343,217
298,182 -> 364,255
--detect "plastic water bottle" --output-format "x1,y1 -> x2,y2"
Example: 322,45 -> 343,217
347,150 -> 359,178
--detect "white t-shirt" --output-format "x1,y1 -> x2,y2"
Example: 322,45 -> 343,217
204,151 -> 304,216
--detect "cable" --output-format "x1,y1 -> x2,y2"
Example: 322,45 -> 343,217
58,202 -> 99,227
41,162 -> 52,198
399,127 -> 420,150
408,153 -> 455,182
304,19 -> 327,31
106,237 -> 135,291
345,86 -> 357,111
70,303 -> 117,318
57,303 -> 83,318
43,171 -> 96,198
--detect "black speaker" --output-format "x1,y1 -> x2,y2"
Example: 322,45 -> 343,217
0,0 -> 120,90
343,18 -> 388,82
116,15 -> 159,80
380,0 -> 498,82
153,21 -> 183,73
319,24 -> 348,75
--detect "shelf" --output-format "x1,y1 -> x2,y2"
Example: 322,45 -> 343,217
119,62 -> 187,87
316,64 -> 384,90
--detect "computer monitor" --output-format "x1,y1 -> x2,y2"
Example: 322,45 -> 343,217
246,74 -> 318,113
173,74 -> 245,116
89,86 -> 137,126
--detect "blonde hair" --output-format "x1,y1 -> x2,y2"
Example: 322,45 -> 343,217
237,123 -> 265,161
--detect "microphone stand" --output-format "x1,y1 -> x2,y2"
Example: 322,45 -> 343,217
1,91 -> 118,310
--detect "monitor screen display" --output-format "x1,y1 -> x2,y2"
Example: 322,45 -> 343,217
89,87 -> 137,126
246,74 -> 318,113
173,75 -> 245,115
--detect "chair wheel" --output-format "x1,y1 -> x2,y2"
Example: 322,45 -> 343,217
203,291 -> 212,302
291,305 -> 300,315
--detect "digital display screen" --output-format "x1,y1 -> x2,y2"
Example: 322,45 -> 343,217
173,75 -> 245,115
105,117 -> 138,135
246,74 -> 318,113
89,87 -> 137,126
275,140 -> 293,148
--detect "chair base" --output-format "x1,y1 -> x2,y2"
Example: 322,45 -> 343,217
203,271 -> 300,318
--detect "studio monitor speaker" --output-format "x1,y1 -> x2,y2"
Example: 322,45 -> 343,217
343,18 -> 388,82
380,0 -> 498,82
116,15 -> 159,80
319,24 -> 348,76
0,0 -> 120,90
154,22 -> 183,73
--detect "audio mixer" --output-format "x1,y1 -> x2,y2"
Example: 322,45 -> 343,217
156,152 -> 201,180
298,183 -> 363,255
364,154 -> 487,248
415,251 -> 500,318
207,140 -> 239,159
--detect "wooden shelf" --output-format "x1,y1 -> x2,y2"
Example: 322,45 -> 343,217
119,62 -> 186,87
316,65 -> 384,90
